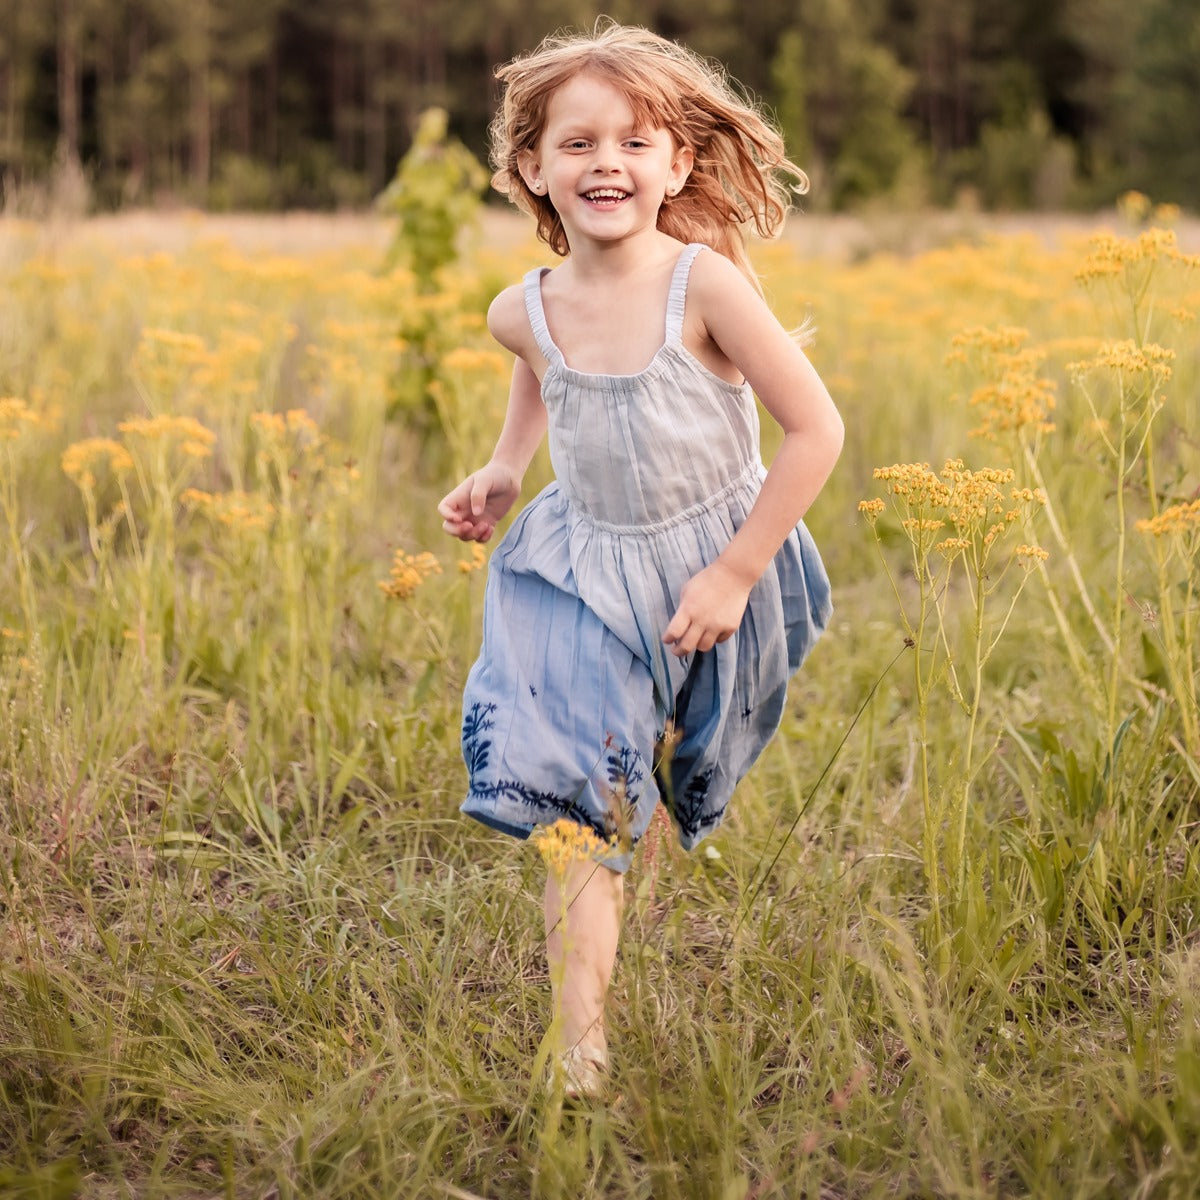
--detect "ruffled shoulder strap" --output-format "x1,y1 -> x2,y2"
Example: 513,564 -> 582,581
664,244 -> 707,344
522,267 -> 560,362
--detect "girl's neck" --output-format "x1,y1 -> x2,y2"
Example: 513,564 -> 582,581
561,230 -> 684,284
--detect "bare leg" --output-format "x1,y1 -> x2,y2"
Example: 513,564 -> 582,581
544,858 -> 624,1062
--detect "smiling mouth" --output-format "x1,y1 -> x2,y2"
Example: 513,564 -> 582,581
582,188 -> 630,206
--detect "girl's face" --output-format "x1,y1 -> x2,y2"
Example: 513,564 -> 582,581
519,73 -> 693,250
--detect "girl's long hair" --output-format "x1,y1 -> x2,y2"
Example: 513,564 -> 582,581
489,20 -> 807,288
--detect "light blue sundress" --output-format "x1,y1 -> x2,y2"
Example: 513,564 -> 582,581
460,243 -> 832,870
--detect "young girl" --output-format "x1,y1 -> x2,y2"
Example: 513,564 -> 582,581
439,22 -> 843,1095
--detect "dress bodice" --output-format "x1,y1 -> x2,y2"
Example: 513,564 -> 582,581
523,244 -> 763,530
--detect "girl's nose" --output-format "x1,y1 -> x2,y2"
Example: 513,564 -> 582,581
590,145 -> 621,172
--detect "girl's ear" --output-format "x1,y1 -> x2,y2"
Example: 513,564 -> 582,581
517,150 -> 545,196
668,146 -> 695,196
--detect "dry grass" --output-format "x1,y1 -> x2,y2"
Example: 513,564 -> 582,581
1,209 -> 1197,1198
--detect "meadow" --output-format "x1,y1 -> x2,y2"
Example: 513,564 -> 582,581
1,203 -> 1198,1199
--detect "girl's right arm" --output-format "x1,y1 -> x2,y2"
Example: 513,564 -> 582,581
438,286 -> 547,543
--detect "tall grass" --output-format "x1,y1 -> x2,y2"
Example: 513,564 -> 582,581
1,209 -> 1197,1198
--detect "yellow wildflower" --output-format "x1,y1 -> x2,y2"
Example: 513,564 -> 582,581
183,487 -> 275,532
457,542 -> 487,574
0,397 -> 41,441
118,414 -> 217,456
531,819 -> 616,877
1068,340 -> 1174,384
61,438 -> 135,489
1075,228 -> 1182,283
948,328 -> 1056,440
863,459 -> 1039,561
1136,499 -> 1200,538
378,550 -> 442,600
441,347 -> 510,377
1116,191 -> 1151,224
947,326 -> 1030,358
251,409 -> 323,454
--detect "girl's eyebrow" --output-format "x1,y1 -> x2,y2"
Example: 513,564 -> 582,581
551,121 -> 652,139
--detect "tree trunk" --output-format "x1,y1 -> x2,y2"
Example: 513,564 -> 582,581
56,0 -> 81,164
189,2 -> 211,195
266,48 -> 278,168
236,71 -> 251,157
126,14 -> 147,200
364,37 -> 385,191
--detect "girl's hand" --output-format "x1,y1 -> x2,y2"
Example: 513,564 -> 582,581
438,462 -> 521,542
662,559 -> 753,657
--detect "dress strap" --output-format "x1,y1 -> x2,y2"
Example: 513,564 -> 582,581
664,243 -> 707,344
522,268 -> 561,363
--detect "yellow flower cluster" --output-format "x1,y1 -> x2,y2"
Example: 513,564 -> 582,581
1116,191 -> 1183,227
1,397 -> 43,441
1117,191 -> 1152,223
864,459 -> 1048,562
1136,499 -> 1200,538
250,409 -> 325,474
967,350 -> 1057,440
61,438 -> 135,489
947,325 -> 1030,359
948,328 -> 1057,440
1075,228 -> 1199,282
378,550 -> 442,600
1068,339 -> 1175,382
250,408 -> 320,440
131,327 -> 212,401
181,487 -> 275,532
137,327 -> 208,356
531,818 -> 616,876
117,414 -> 217,459
457,542 -> 488,574
441,347 -> 510,377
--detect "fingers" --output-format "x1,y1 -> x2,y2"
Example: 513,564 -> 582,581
469,475 -> 489,518
439,473 -> 492,540
441,518 -> 494,542
438,480 -> 472,522
663,619 -> 725,657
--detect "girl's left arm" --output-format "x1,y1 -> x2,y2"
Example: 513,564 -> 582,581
662,251 -> 845,657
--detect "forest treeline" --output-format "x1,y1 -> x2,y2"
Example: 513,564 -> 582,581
2,0 -> 1196,213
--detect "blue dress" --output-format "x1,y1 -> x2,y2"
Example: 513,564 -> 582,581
460,243 -> 832,870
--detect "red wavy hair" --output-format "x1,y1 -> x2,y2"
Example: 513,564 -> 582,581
489,20 -> 808,288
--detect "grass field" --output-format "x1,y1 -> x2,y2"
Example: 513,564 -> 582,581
1,205 -> 1198,1199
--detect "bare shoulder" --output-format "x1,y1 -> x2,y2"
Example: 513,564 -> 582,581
486,284 -> 530,355
686,247 -> 779,349
689,246 -> 762,309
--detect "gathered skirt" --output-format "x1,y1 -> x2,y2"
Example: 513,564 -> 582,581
459,470 -> 832,871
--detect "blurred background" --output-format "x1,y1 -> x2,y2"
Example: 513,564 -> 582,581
2,0 -> 1196,216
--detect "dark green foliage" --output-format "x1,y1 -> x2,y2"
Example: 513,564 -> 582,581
0,0 -> 1195,212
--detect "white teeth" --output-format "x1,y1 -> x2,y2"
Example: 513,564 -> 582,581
585,189 -> 628,200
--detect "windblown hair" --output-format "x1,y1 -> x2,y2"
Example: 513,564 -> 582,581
489,21 -> 808,286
